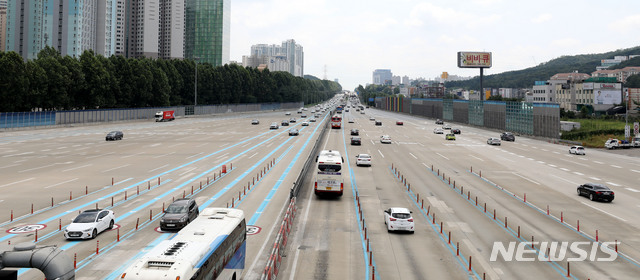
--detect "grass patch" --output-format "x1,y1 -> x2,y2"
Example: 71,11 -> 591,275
561,119 -> 629,148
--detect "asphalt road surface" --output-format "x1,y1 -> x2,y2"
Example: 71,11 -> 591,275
1,104 -> 640,280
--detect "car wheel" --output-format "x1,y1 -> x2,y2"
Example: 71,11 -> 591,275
91,229 -> 98,239
108,220 -> 114,229
589,193 -> 594,201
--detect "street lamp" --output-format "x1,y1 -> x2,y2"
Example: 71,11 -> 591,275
194,57 -> 200,106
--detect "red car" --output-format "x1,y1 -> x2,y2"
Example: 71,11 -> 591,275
396,121 -> 403,125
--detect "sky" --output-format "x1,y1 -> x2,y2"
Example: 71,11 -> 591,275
230,0 -> 640,91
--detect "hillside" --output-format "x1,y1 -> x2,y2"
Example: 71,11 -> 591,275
445,46 -> 640,89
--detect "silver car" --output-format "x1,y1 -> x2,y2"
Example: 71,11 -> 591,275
487,137 -> 501,145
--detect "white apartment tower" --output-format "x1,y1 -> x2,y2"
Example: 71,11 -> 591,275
243,39 -> 304,77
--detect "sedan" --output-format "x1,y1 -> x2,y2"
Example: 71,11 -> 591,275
285,112 -> 291,115
569,146 -> 585,155
105,131 -> 123,141
270,122 -> 279,129
380,135 -> 392,144
383,207 -> 414,233
355,154 -> 372,166
445,133 -> 456,140
369,117 -> 375,121
281,120 -> 289,126
310,118 -> 317,122
577,183 -> 614,202
375,121 -> 382,126
451,128 -> 461,134
435,119 -> 443,124
301,121 -> 310,126
433,128 -> 444,134
251,119 -> 260,125
501,132 -> 515,141
350,129 -> 359,136
442,124 -> 451,130
64,209 -> 115,239
289,128 -> 299,136
487,137 -> 501,145
289,118 -> 296,123
350,136 -> 361,145
396,121 -> 403,125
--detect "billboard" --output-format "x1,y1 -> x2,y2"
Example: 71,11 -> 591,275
594,89 -> 621,105
458,52 -> 492,68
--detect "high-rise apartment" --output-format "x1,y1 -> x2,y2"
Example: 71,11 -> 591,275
0,0 -> 6,51
372,69 -> 392,85
243,39 -> 304,77
185,0 -> 230,65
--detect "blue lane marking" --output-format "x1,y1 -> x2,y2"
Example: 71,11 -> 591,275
247,116 -> 324,225
0,127 -> 286,244
340,125 -> 377,280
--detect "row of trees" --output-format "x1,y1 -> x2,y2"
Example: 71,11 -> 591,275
0,47 -> 341,112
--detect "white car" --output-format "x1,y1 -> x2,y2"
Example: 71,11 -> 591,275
355,154 -> 372,166
442,124 -> 451,130
487,137 -> 501,145
433,128 -> 444,134
348,119 -> 354,123
64,209 -> 115,239
380,135 -> 392,144
369,116 -> 375,121
285,112 -> 291,115
301,121 -> 310,126
270,122 -> 279,129
569,145 -> 585,155
383,207 -> 414,233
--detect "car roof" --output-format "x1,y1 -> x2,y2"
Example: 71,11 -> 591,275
389,207 -> 411,214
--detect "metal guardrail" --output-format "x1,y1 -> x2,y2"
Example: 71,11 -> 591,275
261,198 -> 297,280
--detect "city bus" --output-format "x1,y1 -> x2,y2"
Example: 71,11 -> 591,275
331,114 -> 342,129
315,150 -> 344,196
120,208 -> 246,280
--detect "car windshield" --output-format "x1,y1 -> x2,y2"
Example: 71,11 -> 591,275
73,212 -> 98,223
593,186 -> 609,190
165,204 -> 188,214
392,213 -> 411,219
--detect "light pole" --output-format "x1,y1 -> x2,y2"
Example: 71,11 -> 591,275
194,57 -> 200,106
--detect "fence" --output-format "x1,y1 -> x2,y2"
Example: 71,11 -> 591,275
0,102 -> 303,130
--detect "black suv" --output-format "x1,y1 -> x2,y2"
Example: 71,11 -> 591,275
160,198 -> 199,231
350,136 -> 361,145
500,132 -> 515,141
105,131 -> 123,141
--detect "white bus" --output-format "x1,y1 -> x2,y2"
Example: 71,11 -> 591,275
315,150 -> 344,196
120,208 -> 246,280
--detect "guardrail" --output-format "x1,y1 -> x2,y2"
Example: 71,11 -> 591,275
261,197 -> 297,280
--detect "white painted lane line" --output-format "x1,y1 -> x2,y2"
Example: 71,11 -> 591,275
513,173 -> 540,185
581,202 -> 626,222
588,177 -> 601,181
248,152 -> 258,159
409,153 -> 418,159
470,155 -> 484,161
625,188 -> 640,193
573,172 -> 584,176
606,182 -> 621,187
548,164 -> 557,167
560,168 -> 570,172
44,178 -> 79,189
537,161 -> 545,164
593,161 -> 604,164
550,174 -> 579,185
101,164 -> 131,173
149,164 -> 169,172
62,164 -> 92,172
610,165 -> 622,168
0,178 -> 35,189
632,169 -> 640,173
435,152 -> 449,160
378,150 -> 385,158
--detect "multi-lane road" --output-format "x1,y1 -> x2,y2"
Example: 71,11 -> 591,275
1,104 -> 640,279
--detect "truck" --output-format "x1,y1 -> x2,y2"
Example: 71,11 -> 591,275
155,110 -> 175,122
633,135 -> 640,147
604,138 -> 632,149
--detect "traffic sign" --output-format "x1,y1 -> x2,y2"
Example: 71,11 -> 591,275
6,224 -> 46,234
625,125 -> 630,138
634,122 -> 639,136
246,225 -> 261,235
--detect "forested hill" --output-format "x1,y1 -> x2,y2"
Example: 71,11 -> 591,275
445,46 -> 640,89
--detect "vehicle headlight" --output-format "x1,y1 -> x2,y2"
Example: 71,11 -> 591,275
82,228 -> 92,232
179,217 -> 187,222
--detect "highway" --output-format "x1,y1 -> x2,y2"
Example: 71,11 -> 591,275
1,102 -> 640,280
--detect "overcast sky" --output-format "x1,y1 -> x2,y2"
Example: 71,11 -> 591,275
230,0 -> 640,91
